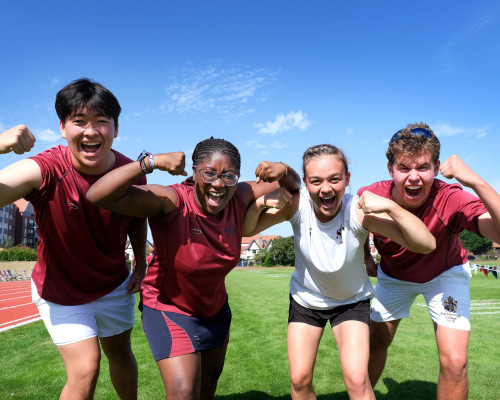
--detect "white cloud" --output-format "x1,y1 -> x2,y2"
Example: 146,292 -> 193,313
254,111 -> 311,135
50,78 -> 60,88
432,121 -> 490,138
161,64 -> 277,121
35,128 -> 60,143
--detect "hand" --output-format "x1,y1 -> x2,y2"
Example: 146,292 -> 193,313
127,268 -> 146,294
440,155 -> 479,189
358,191 -> 392,215
255,161 -> 287,183
0,125 -> 36,154
258,187 -> 292,210
153,152 -> 188,176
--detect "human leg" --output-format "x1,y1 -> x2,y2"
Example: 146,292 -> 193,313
368,319 -> 400,387
434,323 -> 469,400
200,346 -> 227,400
423,264 -> 471,400
287,322 -> 324,400
57,338 -> 101,400
333,320 -> 374,400
157,353 -> 202,400
100,328 -> 137,400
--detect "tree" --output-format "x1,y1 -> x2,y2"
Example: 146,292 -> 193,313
255,236 -> 295,267
460,230 -> 492,255
1,236 -> 14,249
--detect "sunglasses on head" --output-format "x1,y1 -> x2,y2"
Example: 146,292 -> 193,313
389,127 -> 433,145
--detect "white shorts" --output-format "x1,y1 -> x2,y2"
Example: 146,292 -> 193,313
32,275 -> 135,346
370,263 -> 471,331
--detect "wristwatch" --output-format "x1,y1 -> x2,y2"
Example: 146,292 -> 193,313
137,150 -> 154,174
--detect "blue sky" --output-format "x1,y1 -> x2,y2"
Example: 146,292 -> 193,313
1,0 -> 500,238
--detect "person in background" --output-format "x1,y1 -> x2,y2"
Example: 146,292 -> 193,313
0,78 -> 147,400
359,122 -> 500,400
242,144 -> 435,400
86,137 -> 301,400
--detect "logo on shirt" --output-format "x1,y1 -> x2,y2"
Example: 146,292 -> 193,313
191,228 -> 202,234
67,202 -> 79,210
225,224 -> 235,238
443,296 -> 458,313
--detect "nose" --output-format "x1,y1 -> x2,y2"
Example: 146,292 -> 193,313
408,169 -> 420,180
320,181 -> 332,193
83,122 -> 99,134
211,176 -> 225,187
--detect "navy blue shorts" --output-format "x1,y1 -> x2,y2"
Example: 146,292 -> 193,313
141,301 -> 232,361
288,295 -> 370,328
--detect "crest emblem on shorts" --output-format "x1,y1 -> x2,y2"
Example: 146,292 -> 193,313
443,296 -> 457,313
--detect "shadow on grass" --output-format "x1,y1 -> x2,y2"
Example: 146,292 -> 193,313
375,377 -> 437,399
214,378 -> 436,400
215,392 -> 348,400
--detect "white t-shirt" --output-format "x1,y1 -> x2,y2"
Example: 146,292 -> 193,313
289,188 -> 374,309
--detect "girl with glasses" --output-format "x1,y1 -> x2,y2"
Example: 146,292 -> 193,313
86,137 -> 300,400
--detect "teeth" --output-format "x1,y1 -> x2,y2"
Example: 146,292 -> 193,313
407,186 -> 420,190
320,196 -> 333,200
83,142 -> 100,146
209,192 -> 224,197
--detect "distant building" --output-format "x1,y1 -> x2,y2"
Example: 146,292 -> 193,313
239,234 -> 280,266
13,199 -> 37,248
0,203 -> 17,245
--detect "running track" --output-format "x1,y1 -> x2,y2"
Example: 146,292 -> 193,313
0,280 -> 40,332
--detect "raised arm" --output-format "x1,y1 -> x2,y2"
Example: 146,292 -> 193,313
238,161 -> 301,208
357,191 -> 436,254
0,125 -> 36,155
440,155 -> 500,243
86,152 -> 187,218
243,188 -> 298,237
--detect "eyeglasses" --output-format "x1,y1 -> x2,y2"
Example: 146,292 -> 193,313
389,127 -> 433,145
195,167 -> 239,186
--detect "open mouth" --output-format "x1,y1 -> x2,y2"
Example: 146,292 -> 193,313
319,195 -> 335,209
81,142 -> 101,153
207,191 -> 224,206
405,186 -> 422,199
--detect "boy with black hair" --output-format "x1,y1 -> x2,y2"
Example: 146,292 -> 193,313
359,122 -> 500,400
0,78 -> 146,399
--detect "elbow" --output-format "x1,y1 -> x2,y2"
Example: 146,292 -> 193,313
411,236 -> 436,254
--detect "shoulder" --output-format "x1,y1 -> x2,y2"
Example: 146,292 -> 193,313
357,180 -> 392,197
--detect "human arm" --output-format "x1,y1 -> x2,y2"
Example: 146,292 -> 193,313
356,191 -> 436,254
86,152 -> 187,218
0,125 -> 36,155
363,237 -> 378,277
238,161 -> 301,208
0,159 -> 41,208
126,217 -> 148,294
440,155 -> 500,243
242,188 -> 298,236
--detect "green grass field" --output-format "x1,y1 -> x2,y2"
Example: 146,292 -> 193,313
1,267 -> 499,399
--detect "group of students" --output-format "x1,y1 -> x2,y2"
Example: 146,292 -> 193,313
1,78 -> 499,400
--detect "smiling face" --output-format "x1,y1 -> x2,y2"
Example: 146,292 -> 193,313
303,154 -> 350,223
60,107 -> 118,175
193,152 -> 239,214
388,150 -> 439,210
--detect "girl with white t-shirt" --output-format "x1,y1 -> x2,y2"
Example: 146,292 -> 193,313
243,144 -> 436,400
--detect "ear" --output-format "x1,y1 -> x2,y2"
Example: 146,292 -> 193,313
345,171 -> 351,186
387,162 -> 393,178
59,120 -> 66,138
302,175 -> 307,185
434,160 -> 440,177
114,121 -> 119,138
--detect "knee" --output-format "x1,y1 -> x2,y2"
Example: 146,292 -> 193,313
440,352 -> 468,378
166,380 -> 198,400
343,371 -> 371,396
290,369 -> 313,392
370,326 -> 394,351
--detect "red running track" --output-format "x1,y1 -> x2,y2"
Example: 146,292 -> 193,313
0,281 -> 40,332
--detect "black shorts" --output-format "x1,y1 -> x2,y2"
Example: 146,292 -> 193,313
141,301 -> 231,362
288,294 -> 370,328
